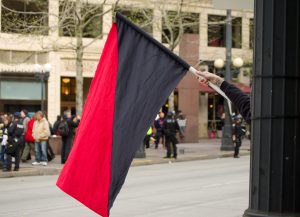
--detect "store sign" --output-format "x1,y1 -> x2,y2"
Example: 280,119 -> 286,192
213,0 -> 254,10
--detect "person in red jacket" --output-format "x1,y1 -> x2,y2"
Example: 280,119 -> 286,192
21,114 -> 36,162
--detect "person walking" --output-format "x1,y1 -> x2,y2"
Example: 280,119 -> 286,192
32,111 -> 51,166
163,111 -> 182,159
232,115 -> 246,158
4,113 -> 24,171
154,112 -> 165,149
21,113 -> 36,162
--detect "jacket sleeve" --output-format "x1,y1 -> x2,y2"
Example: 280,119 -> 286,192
220,81 -> 251,124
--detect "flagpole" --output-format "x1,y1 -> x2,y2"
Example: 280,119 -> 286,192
189,66 -> 232,115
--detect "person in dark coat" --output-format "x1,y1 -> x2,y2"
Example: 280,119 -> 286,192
232,115 -> 246,158
200,71 -> 251,124
61,114 -> 79,164
4,113 -> 24,171
163,111 -> 182,159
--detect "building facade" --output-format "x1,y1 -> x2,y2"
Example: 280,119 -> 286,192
0,0 -> 253,141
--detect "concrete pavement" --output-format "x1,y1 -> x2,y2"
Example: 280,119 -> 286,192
0,139 -> 250,178
0,156 -> 250,217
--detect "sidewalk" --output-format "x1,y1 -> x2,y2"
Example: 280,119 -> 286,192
0,139 -> 250,178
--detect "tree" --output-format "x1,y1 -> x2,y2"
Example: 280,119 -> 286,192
1,0 -> 120,115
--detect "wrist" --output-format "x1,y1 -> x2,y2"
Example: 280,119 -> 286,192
215,78 -> 224,87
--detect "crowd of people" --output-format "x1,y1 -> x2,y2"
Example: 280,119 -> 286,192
0,106 -> 246,171
144,110 -> 187,159
0,110 -> 80,172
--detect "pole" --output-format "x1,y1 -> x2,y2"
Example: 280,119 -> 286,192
220,9 -> 234,151
41,76 -> 44,112
244,0 -> 300,216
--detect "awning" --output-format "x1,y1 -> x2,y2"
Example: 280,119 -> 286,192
199,82 -> 251,94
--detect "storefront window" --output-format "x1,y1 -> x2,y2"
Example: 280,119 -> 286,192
0,80 -> 44,100
61,77 -> 76,101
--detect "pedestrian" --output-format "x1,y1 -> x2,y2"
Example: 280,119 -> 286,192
53,115 -> 62,135
154,112 -> 165,149
232,115 -> 246,158
144,126 -> 153,149
61,114 -> 79,164
176,111 -> 187,141
163,111 -> 182,159
32,111 -> 51,166
1,116 -> 10,171
4,113 -> 24,171
21,113 -> 36,162
0,116 -> 5,169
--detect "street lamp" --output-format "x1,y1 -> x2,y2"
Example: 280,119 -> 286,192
233,57 -> 244,68
34,63 -> 51,112
214,58 -> 225,69
214,57 -> 243,151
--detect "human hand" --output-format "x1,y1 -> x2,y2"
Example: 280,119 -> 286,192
197,71 -> 224,87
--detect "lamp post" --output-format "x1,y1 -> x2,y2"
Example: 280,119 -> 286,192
34,64 -> 51,112
214,57 -> 243,150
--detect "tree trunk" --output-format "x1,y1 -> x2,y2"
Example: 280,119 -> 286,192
75,0 -> 83,115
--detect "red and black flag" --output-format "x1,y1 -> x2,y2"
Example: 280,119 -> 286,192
56,12 -> 190,217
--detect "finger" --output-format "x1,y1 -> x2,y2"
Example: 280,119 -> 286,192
196,70 -> 207,77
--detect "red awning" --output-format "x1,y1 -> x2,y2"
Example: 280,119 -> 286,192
199,82 -> 251,94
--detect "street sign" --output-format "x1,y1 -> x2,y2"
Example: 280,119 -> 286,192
213,0 -> 254,10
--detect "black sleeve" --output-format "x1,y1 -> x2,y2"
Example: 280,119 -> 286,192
220,81 -> 251,124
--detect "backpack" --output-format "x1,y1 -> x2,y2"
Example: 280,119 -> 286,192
57,121 -> 69,136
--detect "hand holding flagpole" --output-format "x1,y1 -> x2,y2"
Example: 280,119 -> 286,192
189,67 -> 233,115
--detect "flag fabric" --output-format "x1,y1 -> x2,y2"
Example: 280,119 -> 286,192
56,12 -> 190,217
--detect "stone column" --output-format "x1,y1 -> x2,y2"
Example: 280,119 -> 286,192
47,52 -> 61,124
178,34 -> 200,142
244,0 -> 300,216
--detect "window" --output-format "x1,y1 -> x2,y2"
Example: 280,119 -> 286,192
249,18 -> 254,49
208,15 -> 242,48
116,7 -> 153,34
61,77 -> 76,102
162,11 -> 199,44
208,15 -> 225,47
0,80 -> 44,100
1,0 -> 48,35
59,1 -> 103,38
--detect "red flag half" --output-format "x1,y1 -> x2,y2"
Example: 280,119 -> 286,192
56,12 -> 189,217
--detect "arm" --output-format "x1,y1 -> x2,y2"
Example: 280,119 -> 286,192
220,81 -> 251,124
200,71 -> 251,124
